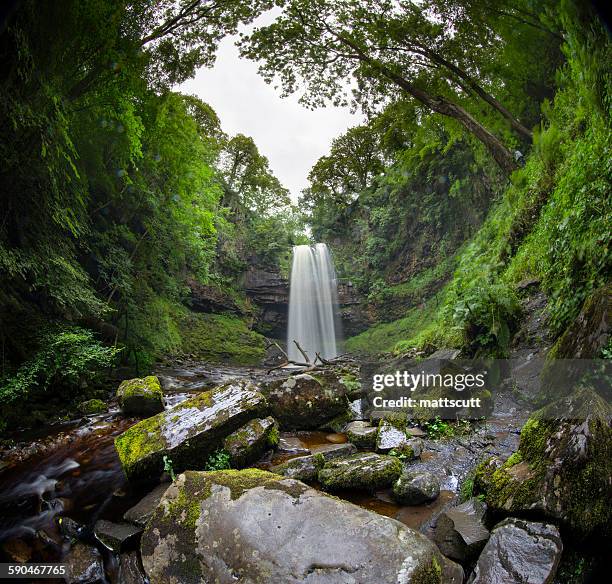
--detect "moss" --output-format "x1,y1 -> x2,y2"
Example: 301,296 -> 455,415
266,424 -> 279,448
114,414 -> 164,477
176,313 -> 266,365
411,556 -> 442,584
318,454 -> 403,491
77,398 -> 106,414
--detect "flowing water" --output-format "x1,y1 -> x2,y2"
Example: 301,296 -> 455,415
287,243 -> 341,362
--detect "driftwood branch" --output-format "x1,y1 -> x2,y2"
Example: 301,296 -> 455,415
293,340 -> 311,364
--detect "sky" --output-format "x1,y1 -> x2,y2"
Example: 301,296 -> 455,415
178,27 -> 361,203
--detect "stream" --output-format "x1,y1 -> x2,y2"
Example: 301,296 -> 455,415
0,362 -> 528,583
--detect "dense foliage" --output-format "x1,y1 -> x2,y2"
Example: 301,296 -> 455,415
338,0 -> 610,357
0,0 -> 300,427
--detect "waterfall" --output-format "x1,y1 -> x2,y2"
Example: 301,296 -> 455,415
287,243 -> 341,362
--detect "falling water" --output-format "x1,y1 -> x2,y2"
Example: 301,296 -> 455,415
287,243 -> 341,362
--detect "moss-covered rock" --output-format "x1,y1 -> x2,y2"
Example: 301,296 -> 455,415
223,416 -> 278,469
270,443 -> 356,482
392,471 -> 440,505
117,376 -> 164,417
140,469 -> 463,584
474,386 -> 611,539
261,370 -> 352,430
346,420 -> 378,448
318,452 -> 403,491
114,380 -> 268,482
77,398 -> 107,415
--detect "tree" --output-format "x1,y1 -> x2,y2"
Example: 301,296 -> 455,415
240,0 -> 539,175
219,134 -> 291,217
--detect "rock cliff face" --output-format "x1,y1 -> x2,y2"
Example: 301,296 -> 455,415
244,267 -> 371,338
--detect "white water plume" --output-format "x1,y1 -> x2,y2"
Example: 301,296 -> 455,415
287,243 -> 341,362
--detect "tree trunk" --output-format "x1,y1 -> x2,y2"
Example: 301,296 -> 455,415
421,47 -> 533,141
337,33 -> 519,175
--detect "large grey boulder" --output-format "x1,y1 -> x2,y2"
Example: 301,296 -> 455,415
223,416 -> 278,468
270,443 -> 356,481
318,452 -> 403,491
376,420 -> 408,452
261,371 -> 352,430
433,498 -> 489,562
468,518 -> 562,584
474,387 -> 611,538
117,376 -> 165,417
141,469 -> 463,584
114,380 -> 268,481
392,471 -> 440,505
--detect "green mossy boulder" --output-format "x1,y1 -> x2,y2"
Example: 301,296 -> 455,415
474,386 -> 611,539
140,469 -> 463,584
318,452 -> 403,491
270,443 -> 356,482
346,420 -> 378,448
77,398 -> 107,415
223,416 -> 278,469
114,380 -> 268,482
261,371 -> 352,430
117,376 -> 164,417
392,471 -> 440,505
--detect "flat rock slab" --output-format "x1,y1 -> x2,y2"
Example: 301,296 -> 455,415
141,469 -> 463,584
270,443 -> 356,481
318,452 -> 403,491
123,483 -> 171,528
277,435 -> 311,455
114,380 -> 268,481
434,497 -> 489,562
94,519 -> 142,552
469,518 -> 562,584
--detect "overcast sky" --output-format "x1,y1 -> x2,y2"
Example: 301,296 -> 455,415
178,30 -> 361,202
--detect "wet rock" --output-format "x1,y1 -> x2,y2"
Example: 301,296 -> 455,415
117,376 -> 164,417
77,399 -> 107,415
433,498 -> 489,562
407,426 -> 427,437
141,469 -> 463,584
123,483 -> 170,528
59,516 -> 84,539
276,435 -> 310,455
63,542 -> 105,584
468,518 -> 562,584
270,443 -> 356,481
223,416 -> 279,468
261,371 -> 351,430
392,471 -> 440,505
186,277 -> 240,314
376,421 -> 423,459
119,551 -> 148,584
376,420 -> 409,452
346,421 -> 378,448
114,380 -> 268,481
318,452 -> 403,491
474,387 -> 611,538
94,519 -> 142,552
